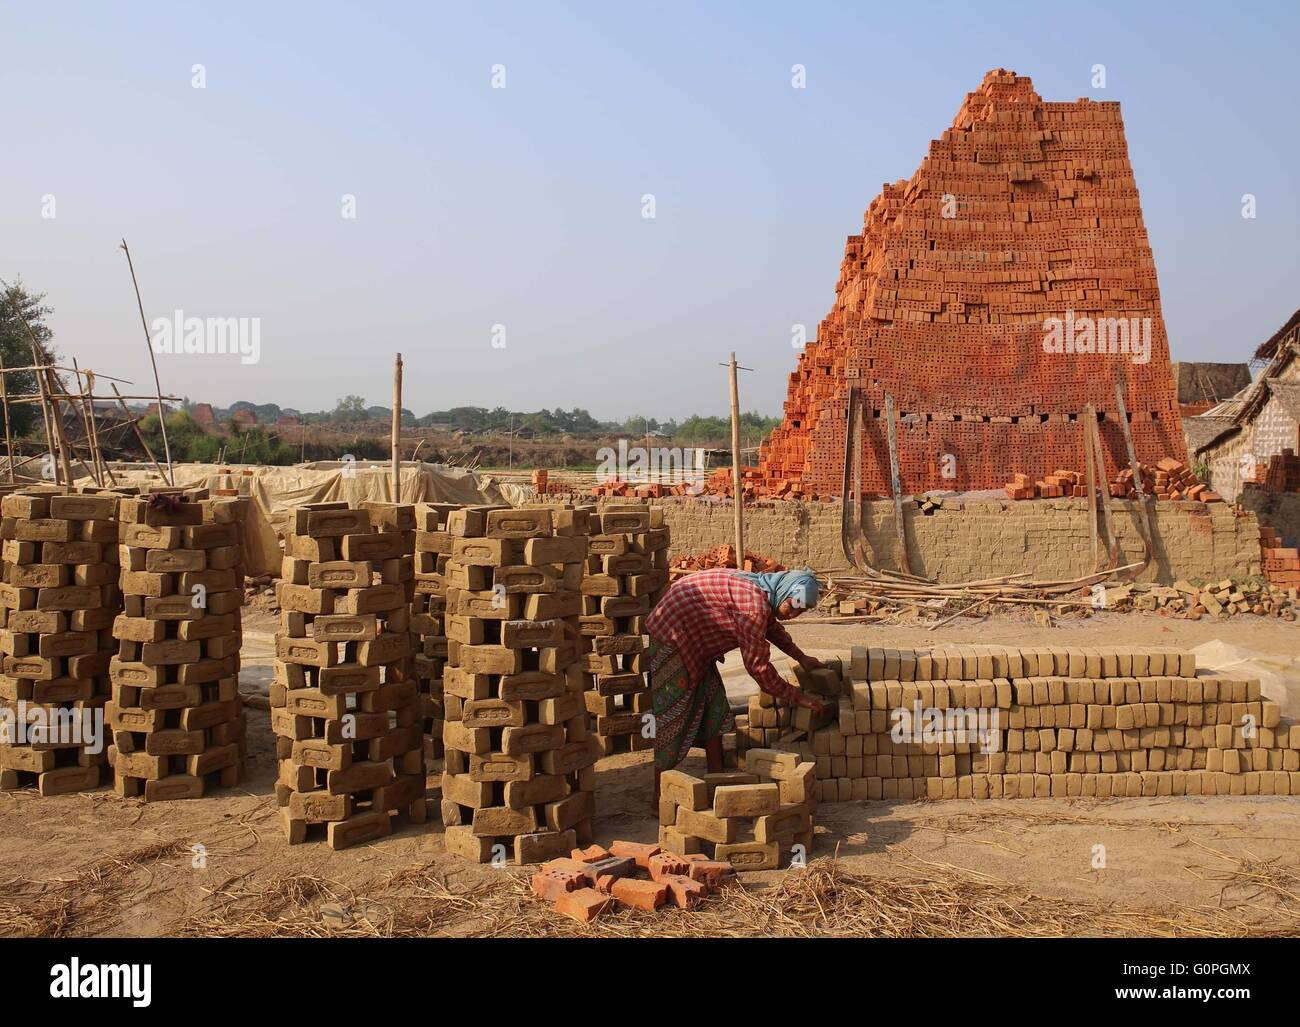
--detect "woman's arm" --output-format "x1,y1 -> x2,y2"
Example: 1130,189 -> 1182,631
735,599 -> 824,710
766,617 -> 822,672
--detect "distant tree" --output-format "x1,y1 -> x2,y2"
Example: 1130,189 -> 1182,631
0,280 -> 54,440
331,395 -> 367,421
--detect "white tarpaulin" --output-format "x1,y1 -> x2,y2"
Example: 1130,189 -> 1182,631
77,462 -> 532,576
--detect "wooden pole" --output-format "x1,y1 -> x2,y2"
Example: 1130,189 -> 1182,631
0,355 -> 14,483
111,383 -> 167,481
1083,406 -> 1099,568
80,368 -> 117,486
884,394 -> 913,576
120,239 -> 173,484
391,352 -> 403,501
727,352 -> 744,567
1085,406 -> 1121,569
1114,381 -> 1155,561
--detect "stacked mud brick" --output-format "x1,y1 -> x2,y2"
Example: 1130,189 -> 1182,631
272,501 -> 425,848
658,748 -> 817,871
768,644 -> 1300,800
531,840 -> 736,921
109,491 -> 247,801
756,69 -> 1186,498
440,504 -> 598,864
580,503 -> 670,754
735,659 -> 840,756
412,502 -> 459,767
0,489 -> 119,794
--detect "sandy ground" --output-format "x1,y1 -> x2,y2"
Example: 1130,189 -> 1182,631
2,609 -> 1299,937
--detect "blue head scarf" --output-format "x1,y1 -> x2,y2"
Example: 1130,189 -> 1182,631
735,567 -> 819,615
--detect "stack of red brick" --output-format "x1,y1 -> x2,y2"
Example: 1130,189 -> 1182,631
1003,459 -> 1220,502
589,480 -> 693,499
1260,527 -> 1300,586
1247,450 -> 1300,493
531,840 -> 736,922
669,544 -> 784,575
752,69 -> 1186,498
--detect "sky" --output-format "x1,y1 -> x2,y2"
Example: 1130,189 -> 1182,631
3,0 -> 1298,422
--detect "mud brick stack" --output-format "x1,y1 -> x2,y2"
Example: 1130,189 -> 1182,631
440,504 -> 598,865
272,501 -> 425,848
735,659 -> 841,756
657,749 -> 818,871
412,502 -> 460,768
108,491 -> 247,801
580,503 -> 670,755
0,489 -> 120,794
767,644 -> 1300,801
756,69 -> 1186,498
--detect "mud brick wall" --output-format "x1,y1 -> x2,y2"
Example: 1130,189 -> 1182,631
273,502 -> 426,849
658,749 -> 816,870
758,69 -> 1186,497
413,503 -> 459,766
441,504 -> 598,865
655,498 -> 1262,584
580,503 -> 669,756
110,493 -> 247,802
1,490 -> 119,794
767,644 -> 1300,802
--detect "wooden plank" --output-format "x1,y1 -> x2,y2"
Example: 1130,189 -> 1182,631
884,394 -> 912,576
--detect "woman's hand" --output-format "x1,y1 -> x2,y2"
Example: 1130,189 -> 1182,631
794,691 -> 829,715
797,654 -> 824,673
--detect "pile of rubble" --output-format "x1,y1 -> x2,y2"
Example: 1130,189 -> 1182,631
1096,578 -> 1298,620
531,839 -> 737,922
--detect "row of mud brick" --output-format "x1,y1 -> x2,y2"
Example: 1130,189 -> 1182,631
1,486 -> 248,800
736,644 -> 1300,801
755,69 -> 1188,497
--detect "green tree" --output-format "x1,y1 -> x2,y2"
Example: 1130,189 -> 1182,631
0,280 -> 54,440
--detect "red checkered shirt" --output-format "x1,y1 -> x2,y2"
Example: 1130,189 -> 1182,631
645,568 -> 807,704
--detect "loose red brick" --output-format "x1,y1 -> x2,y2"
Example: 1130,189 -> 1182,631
661,874 -> 707,909
647,851 -> 691,882
611,877 -> 669,911
554,887 -> 613,923
571,844 -> 611,863
609,840 -> 661,868
686,860 -> 736,890
531,868 -> 585,902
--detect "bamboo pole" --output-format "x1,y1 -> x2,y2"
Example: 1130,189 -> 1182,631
111,383 -> 167,481
1085,406 -> 1120,569
391,352 -> 403,501
120,239 -> 173,484
727,352 -> 744,567
2,284 -> 65,482
0,353 -> 13,483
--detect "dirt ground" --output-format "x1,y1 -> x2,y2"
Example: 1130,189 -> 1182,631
3,609 -> 1299,938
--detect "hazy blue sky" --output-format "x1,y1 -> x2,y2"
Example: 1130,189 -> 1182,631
3,1 -> 1297,421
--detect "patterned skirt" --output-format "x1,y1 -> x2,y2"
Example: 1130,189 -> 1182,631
648,637 -> 734,771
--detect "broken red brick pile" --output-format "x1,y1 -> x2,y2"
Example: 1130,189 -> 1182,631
110,490 -> 248,802
531,840 -> 737,922
669,544 -> 784,575
273,502 -> 425,847
755,69 -> 1186,498
441,504 -> 596,864
1,489 -> 118,794
579,504 -> 668,755
1003,458 -> 1219,502
658,748 -> 817,870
